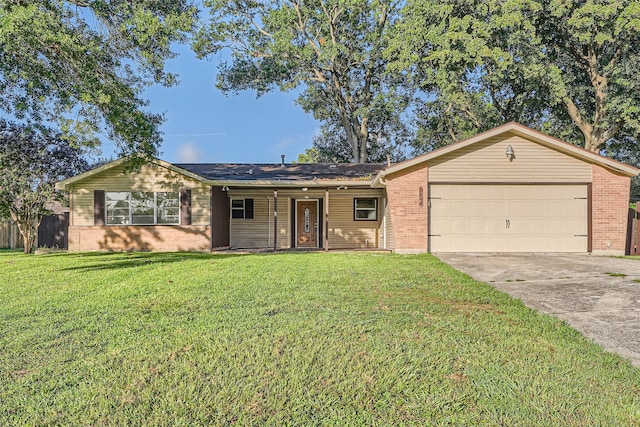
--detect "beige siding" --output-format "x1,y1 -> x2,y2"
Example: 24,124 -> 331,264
428,135 -> 592,183
228,189 -> 290,249
326,190 -> 383,249
227,188 -> 383,249
70,164 -> 210,226
380,196 -> 394,250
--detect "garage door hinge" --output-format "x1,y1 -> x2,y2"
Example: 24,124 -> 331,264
574,234 -> 588,237
428,234 -> 441,237
574,197 -> 588,199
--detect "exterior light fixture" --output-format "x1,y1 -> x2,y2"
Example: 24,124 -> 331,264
505,145 -> 515,160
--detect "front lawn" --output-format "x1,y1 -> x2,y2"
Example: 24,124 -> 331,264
1,252 -> 639,425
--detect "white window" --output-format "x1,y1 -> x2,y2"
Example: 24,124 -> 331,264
105,192 -> 179,225
354,198 -> 377,221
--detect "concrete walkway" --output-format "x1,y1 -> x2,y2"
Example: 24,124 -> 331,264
437,253 -> 640,367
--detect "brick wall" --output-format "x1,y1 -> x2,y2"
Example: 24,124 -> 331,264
68,225 -> 211,252
591,165 -> 631,255
385,164 -> 428,252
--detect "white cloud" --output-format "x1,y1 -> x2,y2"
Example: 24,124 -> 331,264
175,142 -> 203,163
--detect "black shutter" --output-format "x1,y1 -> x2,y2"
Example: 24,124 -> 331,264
94,190 -> 105,226
245,198 -> 254,219
180,189 -> 192,225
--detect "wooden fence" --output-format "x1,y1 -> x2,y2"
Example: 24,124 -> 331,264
0,220 -> 23,249
628,206 -> 640,256
1,212 -> 69,250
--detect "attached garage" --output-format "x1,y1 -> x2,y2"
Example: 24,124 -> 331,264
380,122 -> 639,255
429,184 -> 588,252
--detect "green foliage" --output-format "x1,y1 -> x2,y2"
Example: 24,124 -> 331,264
1,251 -> 640,424
0,1 -> 197,157
393,0 -> 640,154
195,0 -> 414,163
0,120 -> 89,253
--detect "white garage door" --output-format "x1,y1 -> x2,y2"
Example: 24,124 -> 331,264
429,184 -> 588,252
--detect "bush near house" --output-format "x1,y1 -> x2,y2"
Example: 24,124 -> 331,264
1,252 -> 639,425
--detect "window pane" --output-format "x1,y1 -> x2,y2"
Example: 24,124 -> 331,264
231,199 -> 245,219
355,199 -> 376,209
355,209 -> 376,219
131,192 -> 155,225
354,198 -> 377,221
157,192 -> 179,224
106,192 -> 129,225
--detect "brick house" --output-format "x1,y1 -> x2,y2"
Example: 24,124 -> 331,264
56,123 -> 639,254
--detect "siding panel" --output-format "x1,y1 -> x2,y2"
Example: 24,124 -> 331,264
70,164 -> 211,226
428,135 -> 592,183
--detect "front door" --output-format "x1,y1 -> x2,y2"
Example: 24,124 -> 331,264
297,200 -> 318,248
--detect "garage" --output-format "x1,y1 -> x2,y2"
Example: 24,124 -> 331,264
429,184 -> 588,252
381,122 -> 639,255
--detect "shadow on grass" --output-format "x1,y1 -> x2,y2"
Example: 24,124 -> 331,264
57,252 -> 243,272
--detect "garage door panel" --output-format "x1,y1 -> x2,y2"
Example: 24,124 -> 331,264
429,184 -> 587,252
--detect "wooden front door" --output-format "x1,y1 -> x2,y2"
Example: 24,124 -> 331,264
297,201 -> 318,248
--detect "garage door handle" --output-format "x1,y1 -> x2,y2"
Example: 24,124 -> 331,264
506,219 -> 510,229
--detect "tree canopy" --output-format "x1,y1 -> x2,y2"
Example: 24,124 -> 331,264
392,0 -> 640,153
0,0 -> 197,157
194,0 -> 412,163
0,120 -> 89,253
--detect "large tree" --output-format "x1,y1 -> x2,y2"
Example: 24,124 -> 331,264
0,120 -> 89,253
394,0 -> 640,153
0,1 -> 197,157
194,0 -> 412,163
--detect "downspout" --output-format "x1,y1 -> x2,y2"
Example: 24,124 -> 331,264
273,189 -> 278,251
267,196 -> 271,248
325,188 -> 329,251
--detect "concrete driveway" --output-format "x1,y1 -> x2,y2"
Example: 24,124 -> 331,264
437,253 -> 640,367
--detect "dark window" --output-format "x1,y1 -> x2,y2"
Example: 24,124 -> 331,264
231,198 -> 254,219
354,198 -> 378,221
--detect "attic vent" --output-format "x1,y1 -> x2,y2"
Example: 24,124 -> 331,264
329,164 -> 337,169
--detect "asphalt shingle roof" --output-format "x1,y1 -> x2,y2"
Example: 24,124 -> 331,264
175,163 -> 385,181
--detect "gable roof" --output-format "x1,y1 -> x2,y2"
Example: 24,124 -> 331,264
55,157 -> 384,190
376,122 -> 639,185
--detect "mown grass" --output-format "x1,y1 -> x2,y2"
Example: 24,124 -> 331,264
1,251 -> 639,426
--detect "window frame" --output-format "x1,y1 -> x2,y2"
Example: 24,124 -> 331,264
105,191 -> 180,225
231,198 -> 254,220
353,197 -> 378,221
231,199 -> 245,219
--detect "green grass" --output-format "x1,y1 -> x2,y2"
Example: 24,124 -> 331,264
1,252 -> 639,426
604,272 -> 628,277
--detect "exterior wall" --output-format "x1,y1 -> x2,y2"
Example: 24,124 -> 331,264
326,190 -> 382,249
428,134 -> 592,183
228,189 -> 291,249
227,188 -> 383,249
385,165 -> 428,253
378,196 -> 394,250
68,163 -> 212,251
68,225 -> 211,252
591,165 -> 631,255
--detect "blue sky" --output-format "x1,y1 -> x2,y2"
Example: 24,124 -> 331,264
102,46 -> 321,165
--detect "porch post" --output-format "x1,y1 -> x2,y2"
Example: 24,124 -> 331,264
273,189 -> 278,251
324,188 -> 329,251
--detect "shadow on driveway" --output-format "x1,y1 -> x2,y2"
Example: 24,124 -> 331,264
437,253 -> 640,367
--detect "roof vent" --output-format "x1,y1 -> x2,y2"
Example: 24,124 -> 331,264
280,154 -> 285,167
329,164 -> 337,169
247,168 -> 253,175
